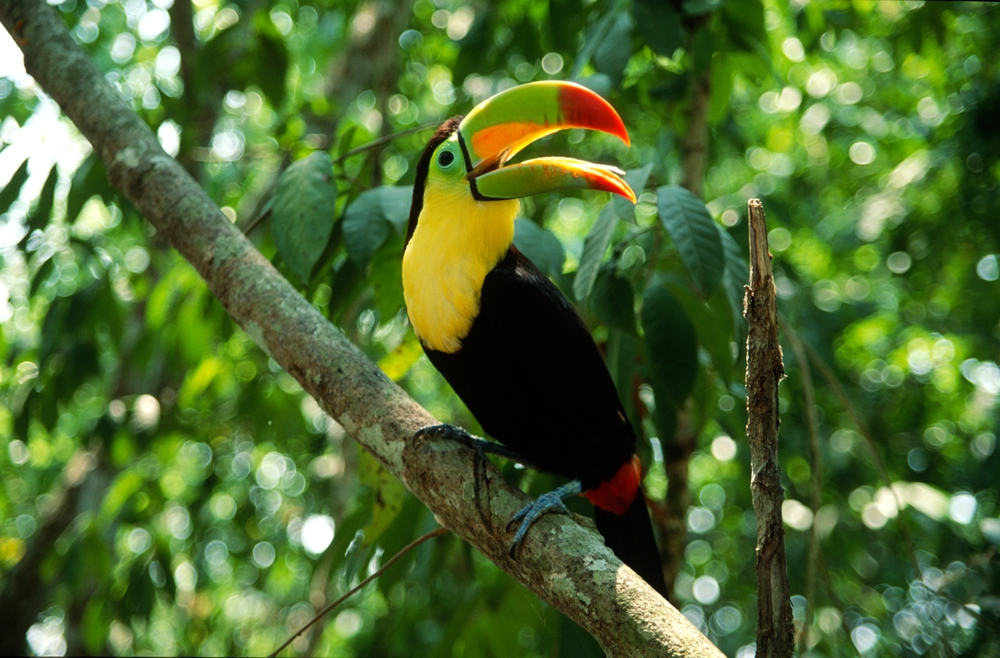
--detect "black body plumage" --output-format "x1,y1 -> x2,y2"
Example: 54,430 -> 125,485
425,247 -> 636,490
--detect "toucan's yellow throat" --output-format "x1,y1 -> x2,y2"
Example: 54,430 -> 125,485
402,82 -> 635,354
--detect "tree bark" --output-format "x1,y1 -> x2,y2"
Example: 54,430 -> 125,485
680,73 -> 711,197
743,199 -> 795,657
0,2 -> 723,656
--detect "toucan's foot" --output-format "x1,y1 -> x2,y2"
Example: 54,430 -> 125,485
414,424 -> 531,464
507,480 -> 584,557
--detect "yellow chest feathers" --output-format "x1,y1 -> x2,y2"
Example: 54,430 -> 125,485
402,184 -> 518,353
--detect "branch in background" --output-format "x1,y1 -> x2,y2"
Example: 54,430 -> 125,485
334,121 -> 438,164
242,207 -> 272,236
817,553 -> 855,642
783,324 -> 823,655
798,339 -> 924,577
658,405 -> 696,599
0,451 -> 98,655
743,199 -> 795,658
798,336 -> 1000,650
169,0 -> 211,177
680,74 -> 711,196
271,527 -> 449,658
653,18 -> 715,594
0,2 -> 724,655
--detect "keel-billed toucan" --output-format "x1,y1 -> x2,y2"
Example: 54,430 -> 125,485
402,81 -> 668,598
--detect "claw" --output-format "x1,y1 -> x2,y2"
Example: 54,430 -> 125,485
507,480 -> 583,557
414,424 -> 533,465
414,423 -> 475,443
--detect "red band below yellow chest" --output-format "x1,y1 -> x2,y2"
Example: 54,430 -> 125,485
583,455 -> 642,516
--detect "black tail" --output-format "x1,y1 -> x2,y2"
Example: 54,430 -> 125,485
593,493 -> 668,598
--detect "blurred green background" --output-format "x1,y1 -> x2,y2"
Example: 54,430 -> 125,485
0,0 -> 998,655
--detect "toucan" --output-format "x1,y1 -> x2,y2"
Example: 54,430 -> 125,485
401,80 -> 668,598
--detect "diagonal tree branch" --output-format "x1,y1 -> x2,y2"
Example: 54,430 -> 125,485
0,2 -> 722,655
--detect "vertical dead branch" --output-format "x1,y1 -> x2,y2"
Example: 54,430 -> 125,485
743,199 -> 794,657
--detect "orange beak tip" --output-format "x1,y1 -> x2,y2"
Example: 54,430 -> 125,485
557,82 -> 631,147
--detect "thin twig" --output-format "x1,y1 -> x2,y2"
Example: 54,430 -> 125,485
797,339 -> 923,579
817,554 -> 854,643
337,168 -> 369,191
333,121 -> 438,164
783,325 -> 823,655
243,207 -> 271,236
796,333 -> 964,657
269,527 -> 448,658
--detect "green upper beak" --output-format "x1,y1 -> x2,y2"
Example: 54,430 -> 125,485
457,81 -> 636,203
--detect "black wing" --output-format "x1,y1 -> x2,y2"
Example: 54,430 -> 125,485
426,247 -> 635,488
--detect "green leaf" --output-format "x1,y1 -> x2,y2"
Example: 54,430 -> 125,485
642,277 -> 698,407
98,470 -> 146,528
591,270 -> 636,334
633,0 -> 684,57
369,234 -> 405,321
547,0 -> 587,53
650,72 -> 691,101
124,560 -> 156,620
327,258 -> 365,322
656,185 -> 724,296
683,0 -> 723,16
575,73 -> 613,98
20,164 -> 58,248
593,11 -> 633,88
343,186 -> 412,269
692,27 -> 715,76
336,125 -> 358,158
571,3 -> 619,79
252,11 -> 289,108
38,384 -> 58,431
52,341 -> 100,401
605,328 -> 639,429
358,450 -> 407,547
0,158 -> 29,215
723,0 -> 765,49
14,389 -> 33,441
365,494 -> 425,592
179,356 -> 224,408
513,218 -> 565,277
29,256 -> 56,298
377,333 -> 423,381
574,203 -> 618,302
719,224 -> 748,337
614,164 -> 653,221
665,277 -> 735,384
708,54 -> 735,124
272,152 -> 338,284
82,595 -> 111,654
65,154 -> 115,225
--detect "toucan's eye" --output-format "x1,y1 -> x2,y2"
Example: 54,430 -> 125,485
438,149 -> 456,168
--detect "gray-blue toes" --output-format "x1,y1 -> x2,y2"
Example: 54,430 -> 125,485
507,480 -> 583,557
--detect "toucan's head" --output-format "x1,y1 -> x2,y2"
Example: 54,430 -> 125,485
405,81 -> 635,245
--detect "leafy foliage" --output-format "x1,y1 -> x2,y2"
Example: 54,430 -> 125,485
1,0 -> 998,656
271,152 -> 337,284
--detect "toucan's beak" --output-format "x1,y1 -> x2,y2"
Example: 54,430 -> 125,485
458,81 -> 636,203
